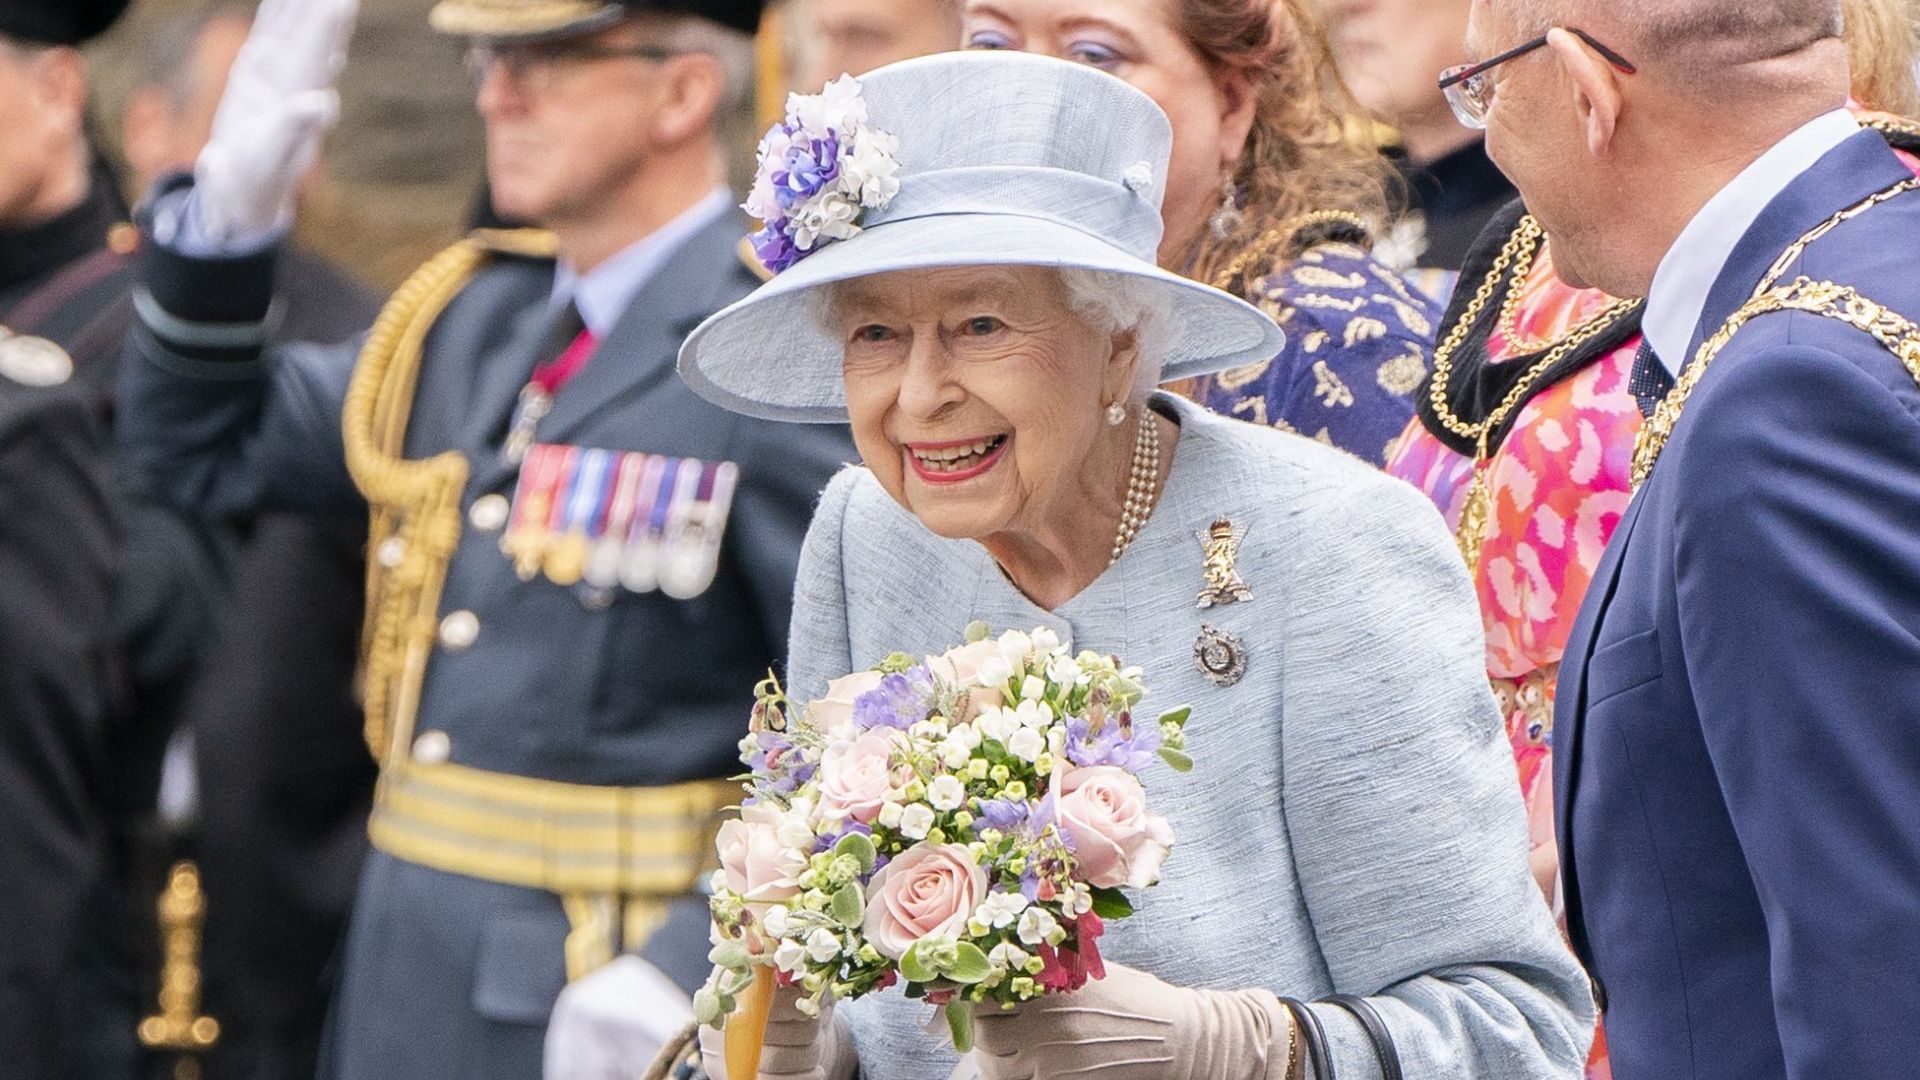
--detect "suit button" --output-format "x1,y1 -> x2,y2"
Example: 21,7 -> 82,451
469,494 -> 510,533
1591,975 -> 1608,1013
438,610 -> 480,651
412,730 -> 452,765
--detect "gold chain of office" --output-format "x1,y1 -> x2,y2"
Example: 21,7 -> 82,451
1425,215 -> 1641,567
1631,175 -> 1920,489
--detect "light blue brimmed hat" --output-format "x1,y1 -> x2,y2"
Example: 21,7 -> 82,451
677,50 -> 1286,423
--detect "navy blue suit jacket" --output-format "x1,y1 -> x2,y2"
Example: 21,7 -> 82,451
1554,130 -> 1920,1080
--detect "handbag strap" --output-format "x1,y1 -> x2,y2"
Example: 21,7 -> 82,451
1324,995 -> 1403,1080
1276,997 -> 1335,1080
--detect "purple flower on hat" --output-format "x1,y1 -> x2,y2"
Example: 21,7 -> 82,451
745,75 -> 901,273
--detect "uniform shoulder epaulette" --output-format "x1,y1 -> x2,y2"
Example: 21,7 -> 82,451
736,235 -> 774,283
468,227 -> 561,260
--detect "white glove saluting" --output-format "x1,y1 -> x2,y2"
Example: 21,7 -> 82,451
191,0 -> 359,245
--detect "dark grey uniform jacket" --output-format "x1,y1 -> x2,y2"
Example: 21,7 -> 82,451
118,197 -> 853,1080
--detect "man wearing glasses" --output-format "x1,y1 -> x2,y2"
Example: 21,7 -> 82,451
116,1 -> 850,1078
1453,2 -> 1920,1079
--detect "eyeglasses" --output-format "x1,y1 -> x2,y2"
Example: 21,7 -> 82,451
464,40 -> 683,93
1438,28 -> 1636,130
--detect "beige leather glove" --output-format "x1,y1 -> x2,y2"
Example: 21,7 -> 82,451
972,961 -> 1295,1080
697,983 -> 855,1080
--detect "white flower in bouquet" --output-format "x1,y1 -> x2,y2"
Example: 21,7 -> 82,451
1016,906 -> 1062,947
805,928 -> 842,964
927,774 -> 967,811
899,803 -> 936,840
1005,726 -> 1045,764
975,890 -> 1030,930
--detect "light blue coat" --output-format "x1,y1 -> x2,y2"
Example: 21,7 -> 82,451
786,393 -> 1594,1080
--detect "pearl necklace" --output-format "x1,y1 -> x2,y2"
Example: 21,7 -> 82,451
1109,409 -> 1162,567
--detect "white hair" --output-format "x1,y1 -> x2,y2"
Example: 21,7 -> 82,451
817,266 -> 1176,400
1057,268 -> 1176,403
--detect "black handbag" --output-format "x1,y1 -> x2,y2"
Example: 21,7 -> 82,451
1277,996 -> 1336,1080
1325,994 -> 1403,1080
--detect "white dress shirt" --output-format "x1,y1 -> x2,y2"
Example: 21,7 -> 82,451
550,187 -> 735,337
1641,109 -> 1860,375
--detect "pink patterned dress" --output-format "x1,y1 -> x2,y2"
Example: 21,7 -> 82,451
1387,240 -> 1640,1079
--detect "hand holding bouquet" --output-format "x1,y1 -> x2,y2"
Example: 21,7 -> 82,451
700,624 -> 1193,1068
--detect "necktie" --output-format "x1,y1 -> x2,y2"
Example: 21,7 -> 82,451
1629,340 -> 1676,418
504,302 -> 598,463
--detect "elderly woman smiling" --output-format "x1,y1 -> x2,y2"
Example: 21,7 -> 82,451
680,52 -> 1592,1080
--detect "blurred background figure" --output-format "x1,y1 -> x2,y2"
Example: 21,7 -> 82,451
120,7 -> 381,1080
1319,0 -> 1515,277
0,18 -> 126,1061
1844,0 -> 1920,117
789,0 -> 958,85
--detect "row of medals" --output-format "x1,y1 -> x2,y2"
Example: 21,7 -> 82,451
499,442 -> 737,602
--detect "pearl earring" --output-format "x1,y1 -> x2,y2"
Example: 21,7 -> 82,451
1106,402 -> 1128,426
1209,177 -> 1244,240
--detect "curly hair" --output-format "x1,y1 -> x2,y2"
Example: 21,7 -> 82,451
1177,0 -> 1396,297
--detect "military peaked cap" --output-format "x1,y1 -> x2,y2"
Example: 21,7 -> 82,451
429,0 -> 763,40
0,0 -> 130,45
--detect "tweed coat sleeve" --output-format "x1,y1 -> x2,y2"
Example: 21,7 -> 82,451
1280,472 -> 1595,1079
784,465 -> 863,705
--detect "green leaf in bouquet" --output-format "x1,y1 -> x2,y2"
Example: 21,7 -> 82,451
1157,705 -> 1192,728
834,832 -> 878,874
721,968 -> 757,996
946,942 -> 992,985
947,1000 -> 976,1052
831,883 -> 865,926
1088,886 -> 1135,920
1158,747 -> 1195,773
692,987 -> 723,1026
707,940 -> 751,972
900,942 -> 937,983
965,620 -> 992,643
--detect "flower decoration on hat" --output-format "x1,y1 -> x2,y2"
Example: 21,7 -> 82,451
745,75 -> 903,274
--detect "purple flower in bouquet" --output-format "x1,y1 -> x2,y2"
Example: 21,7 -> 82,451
976,799 -> 1029,832
1064,714 -> 1162,774
853,667 -> 935,731
744,729 -> 816,802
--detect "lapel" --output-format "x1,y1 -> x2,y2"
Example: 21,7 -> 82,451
536,212 -> 750,447
1553,481 -> 1651,964
1682,129 -> 1913,362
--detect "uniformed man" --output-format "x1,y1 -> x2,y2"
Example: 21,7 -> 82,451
117,3 -> 852,1079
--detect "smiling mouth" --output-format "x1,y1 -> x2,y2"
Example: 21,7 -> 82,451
905,435 -> 1009,482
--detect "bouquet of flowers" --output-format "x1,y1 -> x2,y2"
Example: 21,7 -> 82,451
699,623 -> 1193,1073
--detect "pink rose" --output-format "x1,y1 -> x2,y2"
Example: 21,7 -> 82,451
861,843 -> 988,960
716,803 -> 801,903
925,640 -> 1008,719
810,670 -> 884,738
1056,767 -> 1174,889
818,729 -> 908,824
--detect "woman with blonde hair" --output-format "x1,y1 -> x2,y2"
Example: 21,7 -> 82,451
964,0 -> 1439,466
